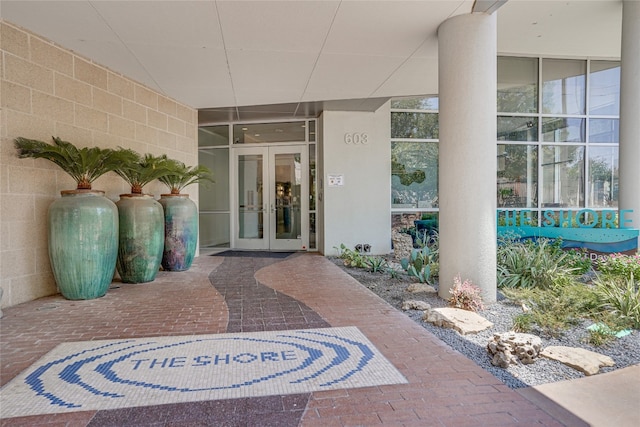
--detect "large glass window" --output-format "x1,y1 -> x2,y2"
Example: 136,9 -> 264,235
391,142 -> 438,209
541,145 -> 584,208
392,57 -> 619,230
391,112 -> 439,139
497,144 -> 538,208
497,116 -> 538,142
199,147 -> 230,248
588,146 -> 618,208
498,57 -> 538,114
199,125 -> 229,147
589,61 -> 620,116
233,122 -> 306,144
542,117 -> 585,142
542,59 -> 586,115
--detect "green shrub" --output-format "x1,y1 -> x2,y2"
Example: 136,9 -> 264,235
365,256 -> 388,273
497,238 -> 581,289
400,246 -> 435,284
502,283 -> 599,337
596,253 -> 640,278
594,273 -> 640,328
334,244 -> 367,268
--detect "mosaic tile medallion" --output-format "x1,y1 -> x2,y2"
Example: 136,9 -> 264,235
0,327 -> 406,418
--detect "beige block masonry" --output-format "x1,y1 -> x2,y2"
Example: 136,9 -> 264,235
0,20 -> 199,309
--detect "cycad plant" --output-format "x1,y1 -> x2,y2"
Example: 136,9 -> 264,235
114,150 -> 172,194
156,158 -> 213,271
13,136 -> 126,299
14,136 -> 130,189
158,158 -> 213,195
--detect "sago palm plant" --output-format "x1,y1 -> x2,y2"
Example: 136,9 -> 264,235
113,150 -> 172,194
157,158 -> 213,195
14,136 -> 130,190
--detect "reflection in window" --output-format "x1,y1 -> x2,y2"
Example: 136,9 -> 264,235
391,96 -> 439,110
497,116 -> 538,142
233,122 -> 306,144
198,148 -> 229,211
541,146 -> 584,208
391,142 -> 438,209
391,112 -> 439,139
589,146 -> 618,208
199,125 -> 229,147
589,119 -> 619,143
542,118 -> 585,142
589,61 -> 620,116
497,145 -> 538,208
542,59 -> 586,115
498,57 -> 538,114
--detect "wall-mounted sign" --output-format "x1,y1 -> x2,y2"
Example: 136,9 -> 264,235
498,209 -> 638,258
327,174 -> 344,187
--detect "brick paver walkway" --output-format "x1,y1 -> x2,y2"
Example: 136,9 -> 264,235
0,253 -> 585,426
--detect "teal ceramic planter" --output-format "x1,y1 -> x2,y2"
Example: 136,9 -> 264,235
48,190 -> 118,300
159,194 -> 198,271
116,194 -> 164,283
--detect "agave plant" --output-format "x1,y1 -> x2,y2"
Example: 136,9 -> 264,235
158,158 -> 213,195
14,136 -> 127,190
113,150 -> 172,194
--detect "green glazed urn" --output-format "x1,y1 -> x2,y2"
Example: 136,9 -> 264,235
48,190 -> 118,300
159,194 -> 198,271
116,194 -> 164,283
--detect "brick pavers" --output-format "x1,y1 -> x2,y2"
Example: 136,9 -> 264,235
0,253 -> 585,426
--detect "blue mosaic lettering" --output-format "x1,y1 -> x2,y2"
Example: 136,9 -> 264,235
281,351 -> 296,361
543,210 -> 555,227
169,357 -> 186,368
233,353 -> 257,363
149,358 -> 169,369
213,354 -> 230,365
131,359 -> 149,370
260,352 -> 279,361
193,356 -> 211,366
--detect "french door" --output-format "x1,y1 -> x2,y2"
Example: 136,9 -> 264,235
233,145 -> 308,251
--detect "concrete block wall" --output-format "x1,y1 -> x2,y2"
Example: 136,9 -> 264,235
0,21 -> 199,308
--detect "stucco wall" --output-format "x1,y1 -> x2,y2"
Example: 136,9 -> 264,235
0,21 -> 198,308
319,105 -> 391,256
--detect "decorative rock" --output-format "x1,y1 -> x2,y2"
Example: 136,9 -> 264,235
541,346 -> 615,376
402,300 -> 431,311
487,332 -> 542,368
391,230 -> 413,260
422,307 -> 493,335
406,283 -> 437,294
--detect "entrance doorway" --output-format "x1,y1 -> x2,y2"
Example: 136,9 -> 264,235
233,145 -> 308,251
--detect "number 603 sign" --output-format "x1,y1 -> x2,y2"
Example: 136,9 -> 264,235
344,132 -> 369,145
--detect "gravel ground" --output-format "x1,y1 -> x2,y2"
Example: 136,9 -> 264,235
331,257 -> 640,389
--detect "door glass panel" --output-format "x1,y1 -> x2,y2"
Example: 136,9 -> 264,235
274,153 -> 301,240
238,154 -> 263,239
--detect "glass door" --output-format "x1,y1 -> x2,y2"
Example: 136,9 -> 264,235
233,145 -> 308,251
235,147 -> 268,250
269,146 -> 308,251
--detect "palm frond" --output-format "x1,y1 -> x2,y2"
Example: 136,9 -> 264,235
14,136 -> 123,189
113,150 -> 172,194
158,158 -> 213,194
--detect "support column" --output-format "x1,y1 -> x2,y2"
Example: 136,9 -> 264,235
437,13 -> 497,302
619,0 -> 640,230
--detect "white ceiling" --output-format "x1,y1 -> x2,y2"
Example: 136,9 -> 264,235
0,1 -> 622,123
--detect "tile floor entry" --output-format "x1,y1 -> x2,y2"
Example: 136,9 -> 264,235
1,326 -> 407,418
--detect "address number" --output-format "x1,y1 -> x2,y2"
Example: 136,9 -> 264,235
344,132 -> 369,145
